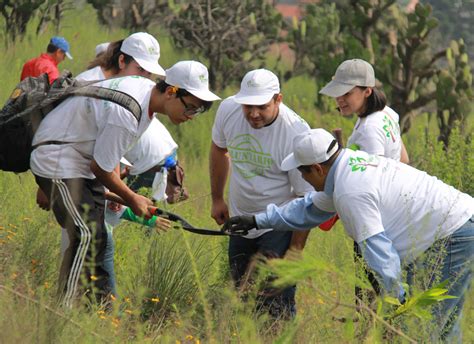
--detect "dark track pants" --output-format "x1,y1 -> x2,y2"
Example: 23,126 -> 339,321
35,175 -> 111,307
229,230 -> 296,319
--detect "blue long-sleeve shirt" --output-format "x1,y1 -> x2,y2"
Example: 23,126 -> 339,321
254,149 -> 405,300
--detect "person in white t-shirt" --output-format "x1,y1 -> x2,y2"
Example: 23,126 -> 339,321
95,42 -> 110,58
76,32 -> 166,82
224,128 -> 474,342
319,58 -> 410,300
68,33 -> 177,297
210,69 -> 314,319
37,32 -> 167,211
320,58 -> 409,163
31,60 -> 220,307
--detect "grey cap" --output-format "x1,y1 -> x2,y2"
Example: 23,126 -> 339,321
319,59 -> 375,98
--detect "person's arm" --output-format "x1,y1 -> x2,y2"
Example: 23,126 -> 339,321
289,230 -> 311,251
358,232 -> 405,302
255,192 -> 335,231
400,139 -> 409,164
91,160 -> 152,217
210,141 -> 230,225
36,187 -> 50,210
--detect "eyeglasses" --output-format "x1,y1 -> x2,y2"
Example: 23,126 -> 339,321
178,96 -> 205,116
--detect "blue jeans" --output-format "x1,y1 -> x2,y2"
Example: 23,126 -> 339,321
102,229 -> 116,296
407,215 -> 474,343
228,230 -> 296,320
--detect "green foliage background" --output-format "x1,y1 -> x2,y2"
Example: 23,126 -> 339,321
0,3 -> 472,343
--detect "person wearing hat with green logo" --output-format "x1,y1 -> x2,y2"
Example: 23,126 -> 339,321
210,68 -> 315,319
223,128 -> 474,342
30,60 -> 220,308
21,36 -> 73,84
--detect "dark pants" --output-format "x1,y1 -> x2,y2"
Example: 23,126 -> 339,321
127,169 -> 156,192
228,230 -> 296,319
35,175 -> 111,307
354,241 -> 381,304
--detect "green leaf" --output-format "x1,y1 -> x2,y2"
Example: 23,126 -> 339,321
384,296 -> 401,306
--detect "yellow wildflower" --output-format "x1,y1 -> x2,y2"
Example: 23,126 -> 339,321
317,298 -> 325,304
90,275 -> 98,281
151,297 -> 160,303
185,335 -> 193,340
111,317 -> 120,327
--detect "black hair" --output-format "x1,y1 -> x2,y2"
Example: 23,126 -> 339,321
156,80 -> 213,112
297,139 -> 341,172
358,86 -> 387,118
46,43 -> 60,53
87,39 -> 134,72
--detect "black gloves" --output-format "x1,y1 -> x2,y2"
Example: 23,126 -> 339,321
221,215 -> 257,236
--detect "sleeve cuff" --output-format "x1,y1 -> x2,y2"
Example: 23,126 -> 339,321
255,212 -> 270,229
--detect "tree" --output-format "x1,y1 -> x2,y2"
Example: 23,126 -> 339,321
290,1 -> 472,141
0,0 -> 45,45
87,0 -> 177,31
36,0 -> 73,35
427,0 -> 474,64
0,0 -> 70,46
169,0 -> 283,90
336,0 -> 397,64
436,39 -> 473,147
285,3 -> 343,82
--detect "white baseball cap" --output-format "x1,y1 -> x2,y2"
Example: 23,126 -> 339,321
121,32 -> 166,76
281,129 -> 339,171
165,60 -> 220,101
234,69 -> 280,105
95,42 -> 110,57
319,59 -> 375,98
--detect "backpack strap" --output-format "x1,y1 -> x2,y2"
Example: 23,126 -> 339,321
69,85 -> 142,122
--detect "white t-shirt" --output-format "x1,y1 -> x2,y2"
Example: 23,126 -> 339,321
212,96 -> 314,238
31,76 -> 155,179
76,66 -> 178,177
347,106 -> 402,160
332,149 -> 474,262
124,118 -> 177,175
75,66 -> 106,82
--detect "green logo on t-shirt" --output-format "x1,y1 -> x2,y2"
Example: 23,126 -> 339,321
382,115 -> 397,143
348,155 -> 379,172
228,134 -> 273,179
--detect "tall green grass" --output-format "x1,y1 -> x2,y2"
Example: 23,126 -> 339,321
0,3 -> 472,343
